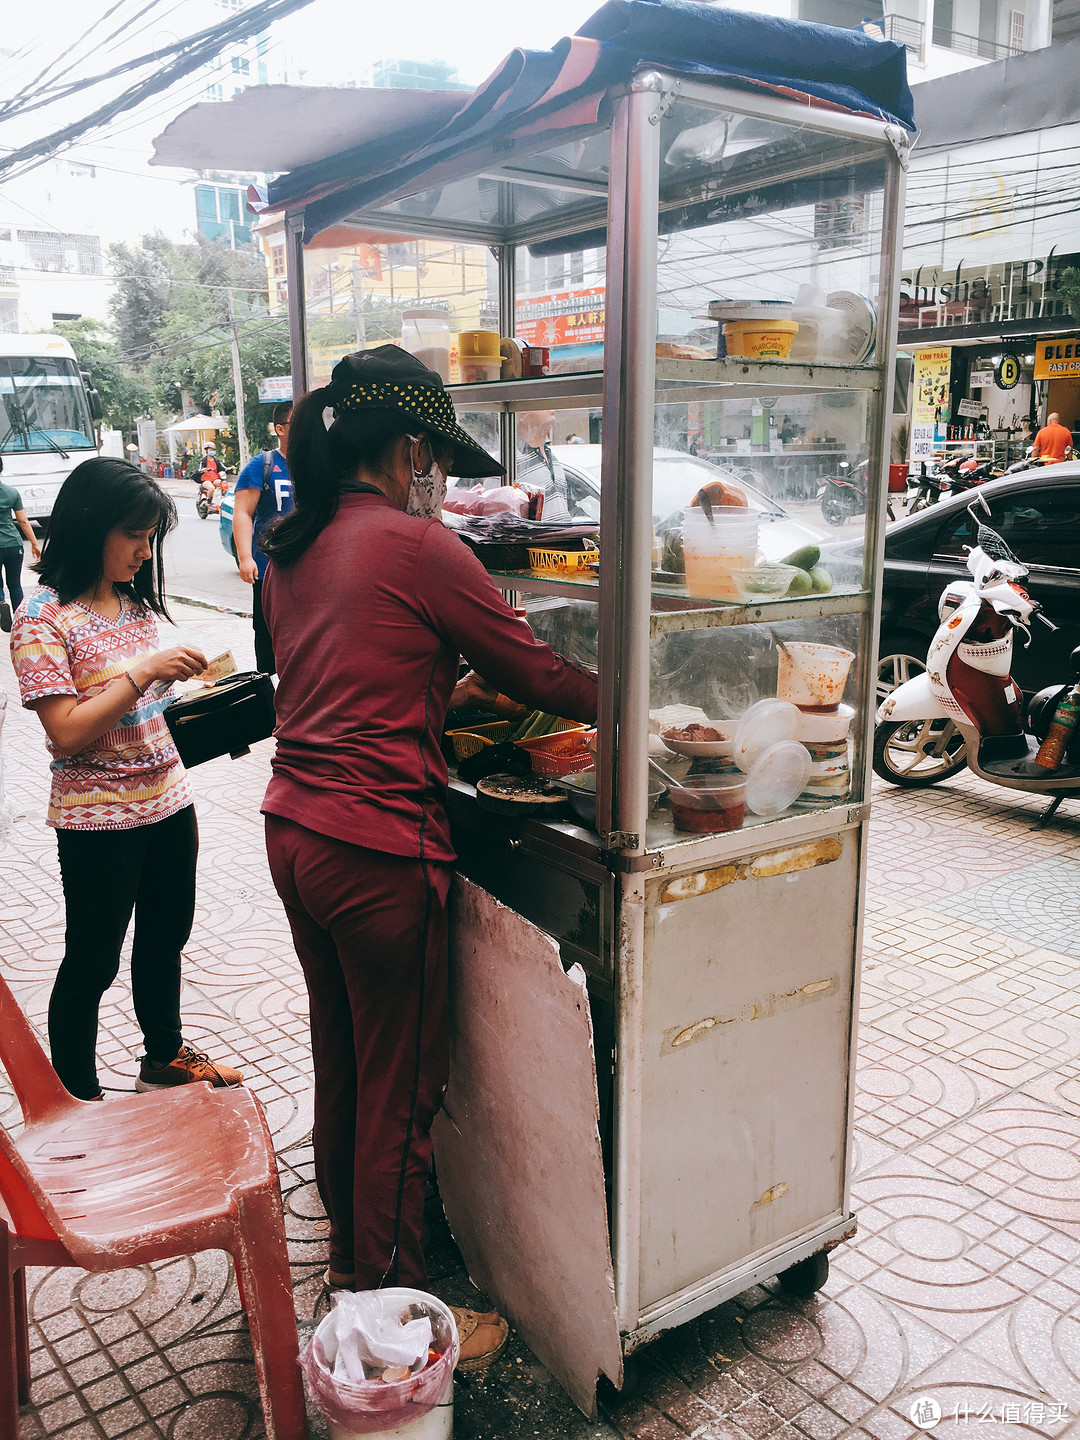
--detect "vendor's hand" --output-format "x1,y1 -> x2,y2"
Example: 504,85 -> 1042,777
238,557 -> 258,585
450,673 -> 528,717
131,646 -> 209,689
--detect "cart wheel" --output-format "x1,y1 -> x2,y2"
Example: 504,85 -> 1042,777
778,1250 -> 829,1296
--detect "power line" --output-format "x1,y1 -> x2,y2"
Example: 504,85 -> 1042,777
0,0 -> 315,181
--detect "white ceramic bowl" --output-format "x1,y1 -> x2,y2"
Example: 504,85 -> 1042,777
659,723 -> 736,758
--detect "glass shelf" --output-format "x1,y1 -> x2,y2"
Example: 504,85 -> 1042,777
446,358 -> 881,411
486,569 -> 869,632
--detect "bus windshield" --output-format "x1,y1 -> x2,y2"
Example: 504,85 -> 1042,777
0,356 -> 96,452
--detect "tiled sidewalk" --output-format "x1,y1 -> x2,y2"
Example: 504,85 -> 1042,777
3,605 -> 1080,1440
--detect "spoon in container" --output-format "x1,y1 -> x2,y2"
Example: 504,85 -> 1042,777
695,488 -> 715,524
649,755 -> 682,791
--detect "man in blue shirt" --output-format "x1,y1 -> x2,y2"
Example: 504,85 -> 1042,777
232,401 -> 293,673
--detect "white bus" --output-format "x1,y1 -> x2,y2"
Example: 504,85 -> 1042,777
0,334 -> 102,529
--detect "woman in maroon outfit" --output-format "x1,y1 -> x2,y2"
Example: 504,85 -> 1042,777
260,348 -> 597,1370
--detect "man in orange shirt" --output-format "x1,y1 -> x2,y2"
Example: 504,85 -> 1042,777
1031,412 -> 1073,463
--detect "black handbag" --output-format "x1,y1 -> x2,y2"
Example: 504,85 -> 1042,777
163,671 -> 276,768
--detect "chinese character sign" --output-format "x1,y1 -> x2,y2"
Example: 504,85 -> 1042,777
911,346 -> 952,460
517,286 -> 606,347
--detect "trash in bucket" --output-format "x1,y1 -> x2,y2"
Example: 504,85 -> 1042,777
300,1288 -> 458,1438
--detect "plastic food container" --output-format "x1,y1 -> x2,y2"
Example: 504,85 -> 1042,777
682,507 -> 759,601
669,774 -> 747,833
722,319 -> 799,360
744,741 -> 812,816
457,329 -> 501,383
799,739 -> 851,807
401,309 -> 451,383
776,642 -> 856,708
730,564 -> 799,601
796,703 -> 855,744
732,698 -> 801,773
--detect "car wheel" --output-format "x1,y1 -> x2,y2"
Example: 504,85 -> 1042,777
873,719 -> 968,787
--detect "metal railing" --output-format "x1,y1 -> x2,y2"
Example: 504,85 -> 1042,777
931,26 -> 1020,58
881,14 -> 925,52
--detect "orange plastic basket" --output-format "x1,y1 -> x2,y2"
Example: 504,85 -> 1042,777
516,728 -> 597,777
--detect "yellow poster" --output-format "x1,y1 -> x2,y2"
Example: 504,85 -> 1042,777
1034,337 -> 1080,381
911,346 -> 951,460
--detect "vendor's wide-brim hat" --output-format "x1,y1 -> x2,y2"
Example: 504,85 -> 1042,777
329,345 -> 504,480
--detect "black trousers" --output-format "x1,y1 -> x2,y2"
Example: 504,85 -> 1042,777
251,576 -> 276,675
0,546 -> 24,608
51,805 -> 198,1099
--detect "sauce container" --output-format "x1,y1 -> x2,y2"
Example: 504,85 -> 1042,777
669,774 -> 746,833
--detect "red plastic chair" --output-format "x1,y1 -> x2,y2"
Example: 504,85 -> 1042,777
0,975 -> 309,1439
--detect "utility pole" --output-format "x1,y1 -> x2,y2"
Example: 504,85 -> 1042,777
226,289 -> 249,470
350,262 -> 366,349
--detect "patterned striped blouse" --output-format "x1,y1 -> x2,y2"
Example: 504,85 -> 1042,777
10,586 -> 193,831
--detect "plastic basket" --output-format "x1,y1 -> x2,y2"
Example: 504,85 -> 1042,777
446,721 -> 513,761
527,545 -> 599,574
516,728 -> 597,777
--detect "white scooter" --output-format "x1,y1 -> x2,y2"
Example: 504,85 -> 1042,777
874,496 -> 1080,827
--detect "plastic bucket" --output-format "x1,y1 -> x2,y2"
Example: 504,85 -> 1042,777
722,320 -> 799,359
682,507 -> 759,600
301,1289 -> 458,1439
402,310 -> 451,384
776,643 -> 856,707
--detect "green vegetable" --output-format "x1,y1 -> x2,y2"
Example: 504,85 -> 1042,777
810,566 -> 834,593
513,710 -> 557,742
787,568 -> 813,596
781,544 -> 821,571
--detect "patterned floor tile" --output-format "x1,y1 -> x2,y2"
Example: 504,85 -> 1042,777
926,858 -> 1080,959
5,606 -> 1080,1439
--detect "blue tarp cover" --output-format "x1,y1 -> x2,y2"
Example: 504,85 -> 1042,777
262,0 -> 912,239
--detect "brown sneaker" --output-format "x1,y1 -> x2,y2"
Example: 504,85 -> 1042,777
450,1306 -> 509,1374
135,1044 -> 242,1092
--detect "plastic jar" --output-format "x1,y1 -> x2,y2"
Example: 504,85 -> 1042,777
401,310 -> 451,382
457,329 -> 502,383
681,507 -> 759,600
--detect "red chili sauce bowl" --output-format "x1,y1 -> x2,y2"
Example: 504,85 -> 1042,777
669,774 -> 747,833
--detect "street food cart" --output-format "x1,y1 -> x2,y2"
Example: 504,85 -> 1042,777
155,3 -> 911,1416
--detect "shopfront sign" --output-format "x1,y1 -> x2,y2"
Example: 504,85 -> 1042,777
996,352 -> 1022,389
911,346 -> 951,459
257,376 -> 292,403
898,251 -> 1080,335
517,286 -> 605,348
1034,337 -> 1080,381
970,368 -> 994,387
957,398 -> 988,419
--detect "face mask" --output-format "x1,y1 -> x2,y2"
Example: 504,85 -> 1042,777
405,435 -> 448,518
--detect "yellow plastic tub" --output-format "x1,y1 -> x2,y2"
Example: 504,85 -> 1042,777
722,319 -> 799,359
527,546 -> 599,574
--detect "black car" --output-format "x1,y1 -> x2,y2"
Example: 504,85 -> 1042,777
873,464 -> 1080,711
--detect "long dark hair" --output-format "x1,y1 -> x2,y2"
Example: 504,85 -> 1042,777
261,385 -> 415,567
35,457 -> 177,616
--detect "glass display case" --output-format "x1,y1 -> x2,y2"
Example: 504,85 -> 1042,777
284,60 -> 908,1416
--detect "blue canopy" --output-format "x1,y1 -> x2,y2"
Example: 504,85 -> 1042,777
263,0 -> 912,240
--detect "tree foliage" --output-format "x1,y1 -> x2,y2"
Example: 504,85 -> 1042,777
1058,267 -> 1080,322
106,232 -> 290,459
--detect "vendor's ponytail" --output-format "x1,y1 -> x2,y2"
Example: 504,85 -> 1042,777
263,387 -> 415,566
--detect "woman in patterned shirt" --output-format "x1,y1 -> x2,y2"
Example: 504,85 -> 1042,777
10,457 -> 242,1101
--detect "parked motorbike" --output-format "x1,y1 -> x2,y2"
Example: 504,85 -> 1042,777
196,470 -> 231,520
819,461 -> 867,525
907,460 -> 949,513
874,495 -> 1080,827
